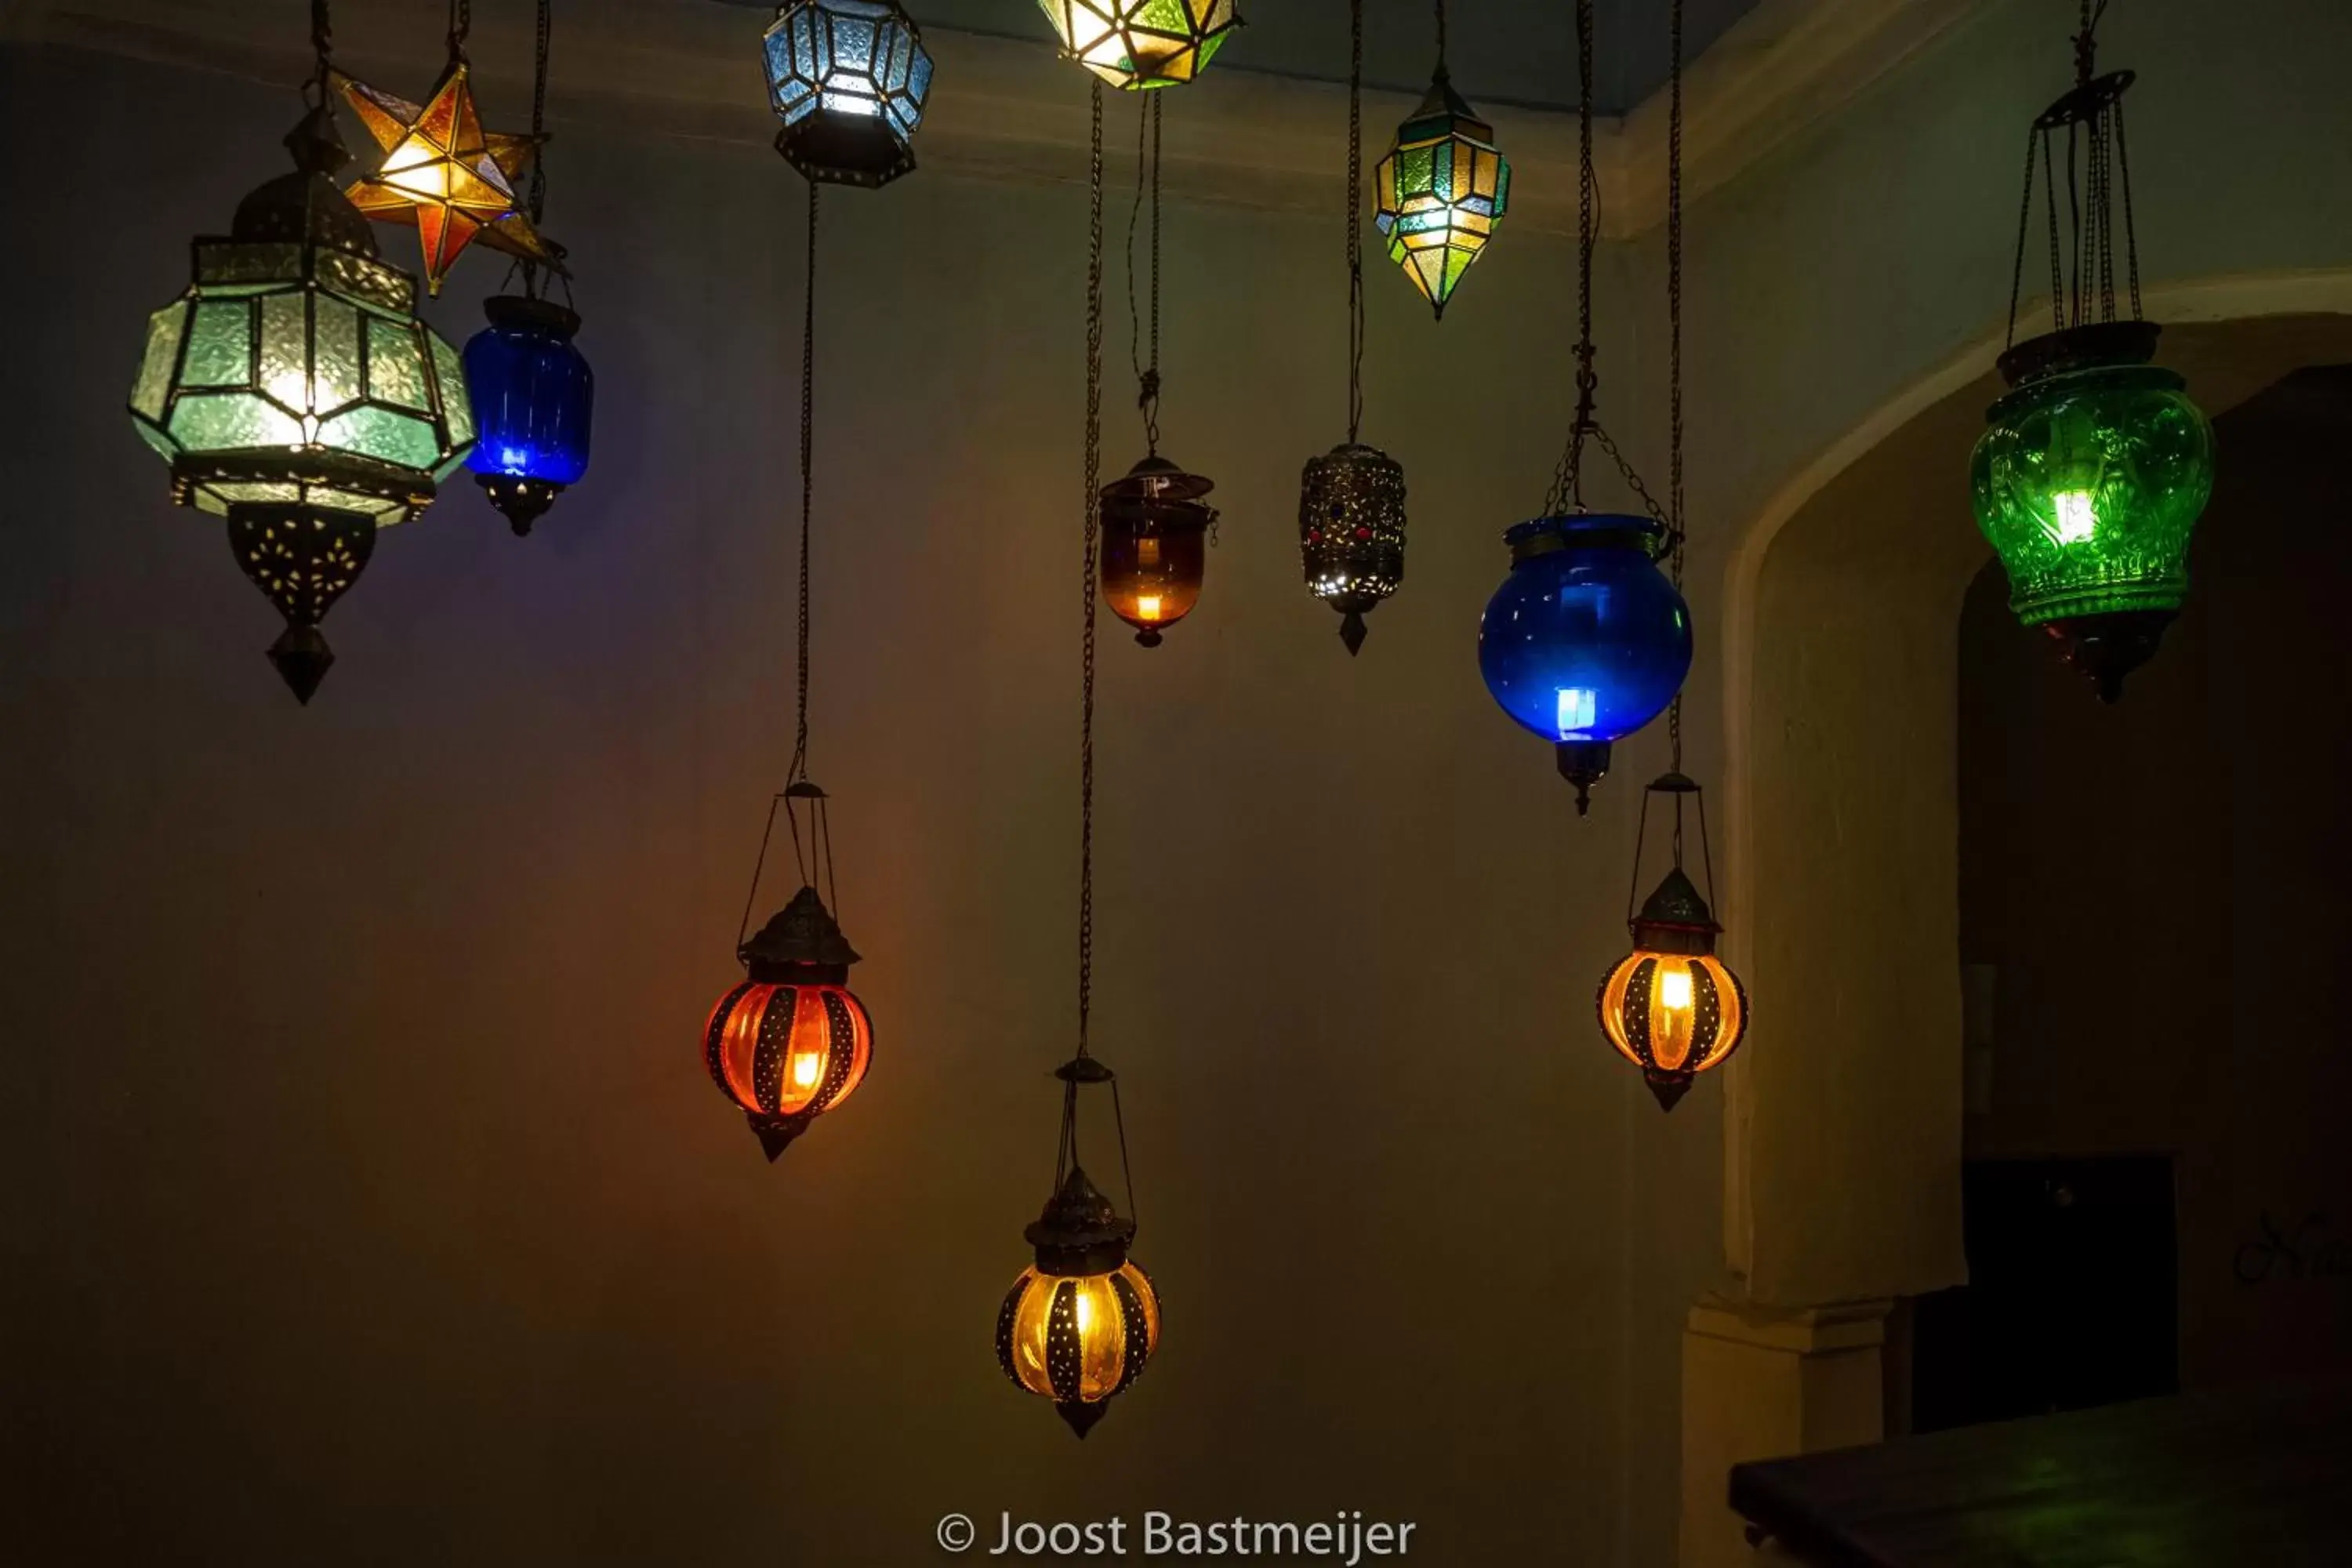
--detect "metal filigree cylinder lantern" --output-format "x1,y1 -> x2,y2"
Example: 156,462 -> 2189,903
129,104 -> 473,702
1300,445 -> 1406,655
1599,773 -> 1748,1111
764,0 -> 934,187
997,1059 -> 1161,1439
1100,455 -> 1217,648
702,782 -> 875,1161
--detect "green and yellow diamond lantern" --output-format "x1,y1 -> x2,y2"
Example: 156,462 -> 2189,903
1036,0 -> 1240,90
1969,321 -> 2215,702
129,109 -> 473,703
1375,69 -> 1509,319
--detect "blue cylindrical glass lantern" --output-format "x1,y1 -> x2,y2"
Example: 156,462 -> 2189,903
463,295 -> 593,536
1477,514 -> 1692,814
764,0 -> 934,188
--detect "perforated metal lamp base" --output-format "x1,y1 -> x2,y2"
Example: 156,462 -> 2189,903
2038,609 -> 2175,704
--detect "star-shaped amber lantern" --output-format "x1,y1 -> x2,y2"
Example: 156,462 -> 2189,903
332,60 -> 556,296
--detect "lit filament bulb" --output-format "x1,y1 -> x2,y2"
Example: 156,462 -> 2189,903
790,1051 -> 822,1090
1136,595 -> 1163,622
380,142 -> 449,200
1074,1289 -> 1094,1335
2052,488 -> 2098,545
1658,967 -> 1693,1011
1556,687 -> 1598,738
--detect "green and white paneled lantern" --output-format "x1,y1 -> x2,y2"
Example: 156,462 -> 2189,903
130,108 -> 474,702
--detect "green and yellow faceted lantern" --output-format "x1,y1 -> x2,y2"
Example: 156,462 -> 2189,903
129,108 -> 472,702
1971,321 -> 2214,701
1375,68 -> 1509,319
1037,0 -> 1240,90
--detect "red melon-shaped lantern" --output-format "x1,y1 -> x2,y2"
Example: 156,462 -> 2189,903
704,884 -> 873,1160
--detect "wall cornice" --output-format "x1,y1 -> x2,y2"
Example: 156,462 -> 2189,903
12,0 -> 1978,238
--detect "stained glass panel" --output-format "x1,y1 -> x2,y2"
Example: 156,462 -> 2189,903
132,302 -> 188,422
171,390 -> 302,452
183,301 -> 254,387
368,317 -> 430,409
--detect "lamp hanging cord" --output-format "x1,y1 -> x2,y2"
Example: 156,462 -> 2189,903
307,0 -> 334,101
1434,0 -> 1448,72
1346,0 -> 1366,442
1546,0 -> 1601,515
1078,81 -> 1105,1062
1666,0 -> 1686,773
790,184 -> 819,788
1124,96 -> 1163,456
527,0 -> 551,225
448,0 -> 470,54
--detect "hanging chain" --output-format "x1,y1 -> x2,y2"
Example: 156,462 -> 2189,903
1124,96 -> 1164,456
1077,81 -> 1105,1062
1665,0 -> 1686,775
1434,0 -> 1448,71
448,0 -> 470,53
307,0 -> 333,101
1545,0 -> 1601,515
789,185 -> 819,787
1345,0 -> 1366,443
527,0 -> 552,225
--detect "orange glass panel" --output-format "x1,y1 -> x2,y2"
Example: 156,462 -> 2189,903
704,980 -> 873,1119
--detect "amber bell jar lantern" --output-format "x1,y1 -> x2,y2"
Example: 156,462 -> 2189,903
704,884 -> 873,1160
1099,455 -> 1217,647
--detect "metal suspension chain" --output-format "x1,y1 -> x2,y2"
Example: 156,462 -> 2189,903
1124,95 -> 1164,456
448,0 -> 470,53
1545,0 -> 1600,515
1434,0 -> 1447,70
307,0 -> 333,100
790,184 -> 819,787
1666,0 -> 1686,775
527,0 -> 552,225
1078,81 -> 1105,1063
1346,0 -> 1366,443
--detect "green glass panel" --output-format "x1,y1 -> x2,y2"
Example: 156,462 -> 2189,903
1970,363 -> 2216,623
131,299 -> 188,421
320,405 -> 437,471
131,416 -> 180,461
258,291 -> 312,416
319,249 -> 414,315
1443,244 -> 1473,292
368,318 -> 430,411
1399,144 -> 1434,199
170,390 -> 300,452
1195,27 -> 1229,70
1432,138 -> 1458,201
314,297 -> 363,414
183,300 -> 253,387
195,241 -> 302,289
1493,155 -> 1512,218
1137,0 -> 1189,31
429,328 -> 474,449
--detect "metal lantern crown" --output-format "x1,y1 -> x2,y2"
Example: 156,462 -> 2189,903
1477,514 -> 1693,814
1039,0 -> 1240,90
764,0 -> 934,187
1969,20 -> 2214,703
1100,455 -> 1218,648
1599,774 -> 1748,1111
129,107 -> 474,702
702,783 -> 874,1161
1375,68 -> 1510,319
1299,445 -> 1406,655
996,1058 -> 1160,1439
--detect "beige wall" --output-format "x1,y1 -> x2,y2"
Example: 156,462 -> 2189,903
0,27 -> 1712,1568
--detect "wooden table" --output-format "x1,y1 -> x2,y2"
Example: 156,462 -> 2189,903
1728,1379 -> 2352,1567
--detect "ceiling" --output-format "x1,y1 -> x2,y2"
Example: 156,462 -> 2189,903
724,0 -> 1770,115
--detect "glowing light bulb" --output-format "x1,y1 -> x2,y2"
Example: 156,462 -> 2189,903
1658,967 -> 1693,1011
2052,488 -> 2098,545
1555,686 -> 1598,737
1074,1290 -> 1094,1335
790,1052 -> 822,1089
1136,594 -> 1163,622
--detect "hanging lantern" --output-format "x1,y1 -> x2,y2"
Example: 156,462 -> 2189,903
996,1060 -> 1160,1439
1375,66 -> 1510,319
1100,455 -> 1216,648
463,293 -> 595,535
129,107 -> 473,702
703,785 -> 873,1160
1599,773 -> 1748,1112
764,0 -> 934,188
1971,24 -> 2213,702
1038,0 -> 1241,90
331,61 -> 554,297
1478,514 -> 1691,814
1299,445 -> 1406,655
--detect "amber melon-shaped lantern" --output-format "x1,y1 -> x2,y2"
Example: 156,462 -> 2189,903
1099,454 -> 1217,648
1599,865 -> 1747,1112
996,1163 -> 1160,1438
704,884 -> 873,1160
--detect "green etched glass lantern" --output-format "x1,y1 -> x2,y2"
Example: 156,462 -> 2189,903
1970,321 -> 2214,701
129,108 -> 473,702
1374,67 -> 1509,319
1970,31 -> 2214,702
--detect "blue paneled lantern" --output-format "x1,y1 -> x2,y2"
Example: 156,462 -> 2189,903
763,0 -> 934,188
463,296 -> 594,535
1477,514 -> 1692,814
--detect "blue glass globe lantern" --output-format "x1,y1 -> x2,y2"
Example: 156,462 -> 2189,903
763,0 -> 934,188
463,295 -> 594,535
1477,514 -> 1692,815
